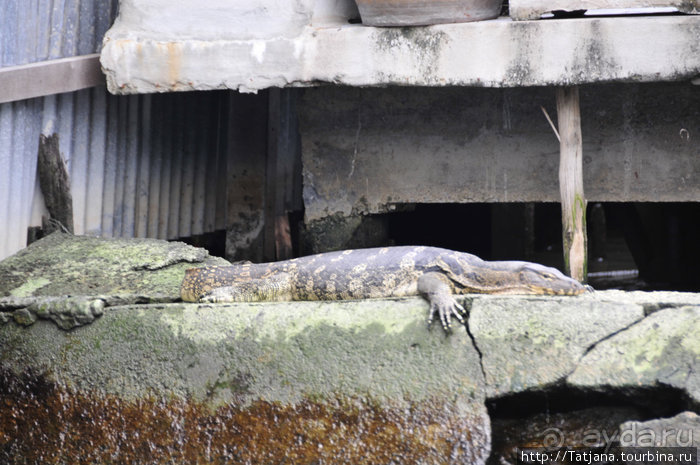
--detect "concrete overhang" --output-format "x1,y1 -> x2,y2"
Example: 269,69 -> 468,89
100,0 -> 700,94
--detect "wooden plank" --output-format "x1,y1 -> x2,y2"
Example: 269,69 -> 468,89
556,86 -> 587,282
0,54 -> 103,104
275,89 -> 302,259
274,215 -> 293,260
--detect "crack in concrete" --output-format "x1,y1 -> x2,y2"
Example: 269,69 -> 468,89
461,297 -> 487,381
577,307 -> 646,362
641,302 -> 691,317
565,301 -> 700,385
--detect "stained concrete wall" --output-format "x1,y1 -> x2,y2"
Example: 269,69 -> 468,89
300,83 -> 700,223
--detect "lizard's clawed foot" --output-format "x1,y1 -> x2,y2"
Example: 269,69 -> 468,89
427,295 -> 466,332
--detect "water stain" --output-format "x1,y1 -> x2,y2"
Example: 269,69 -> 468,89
0,368 -> 485,464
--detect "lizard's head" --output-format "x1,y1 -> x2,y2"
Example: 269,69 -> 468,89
516,262 -> 591,295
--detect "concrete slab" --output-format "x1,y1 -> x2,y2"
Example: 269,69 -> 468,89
101,3 -> 700,94
510,0 -> 698,21
2,233 -> 699,462
299,84 -> 700,221
569,305 -> 700,406
469,294 -> 645,397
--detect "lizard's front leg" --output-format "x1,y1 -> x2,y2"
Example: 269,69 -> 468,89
200,273 -> 293,303
417,272 -> 466,331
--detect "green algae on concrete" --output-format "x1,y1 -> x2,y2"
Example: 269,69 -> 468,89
0,298 -> 484,406
0,297 -> 491,465
469,292 -> 644,397
568,305 -> 700,406
0,232 -> 228,329
0,232 -> 227,298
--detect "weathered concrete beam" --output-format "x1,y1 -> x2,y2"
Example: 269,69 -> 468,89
469,290 -> 700,400
299,83 -> 700,221
100,13 -> 700,94
510,0 -> 698,21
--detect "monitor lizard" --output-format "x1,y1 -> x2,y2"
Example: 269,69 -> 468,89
181,246 -> 590,330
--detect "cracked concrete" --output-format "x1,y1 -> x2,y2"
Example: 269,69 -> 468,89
467,294 -> 645,398
465,291 -> 700,404
569,305 -> 700,407
1,298 -> 491,465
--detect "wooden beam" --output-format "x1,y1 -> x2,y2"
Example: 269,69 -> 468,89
0,54 -> 103,104
556,86 -> 587,282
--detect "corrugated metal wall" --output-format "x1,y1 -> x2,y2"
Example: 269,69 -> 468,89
0,0 -> 229,260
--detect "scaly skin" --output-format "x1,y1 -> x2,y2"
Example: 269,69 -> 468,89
181,246 -> 590,329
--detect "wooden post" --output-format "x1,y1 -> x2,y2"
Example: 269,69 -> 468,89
556,86 -> 587,282
37,134 -> 74,234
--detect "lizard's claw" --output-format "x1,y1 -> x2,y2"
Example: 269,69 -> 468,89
427,295 -> 466,331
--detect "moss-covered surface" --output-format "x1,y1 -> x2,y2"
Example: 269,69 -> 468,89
2,288 -> 700,463
1,232 -> 699,463
0,232 -> 229,329
1,299 -> 482,405
0,232 -> 227,298
0,298 -> 490,464
469,295 -> 645,397
569,305 -> 700,406
468,291 -> 700,400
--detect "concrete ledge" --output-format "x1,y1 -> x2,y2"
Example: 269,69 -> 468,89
2,291 -> 699,462
2,234 -> 699,463
299,84 -> 700,217
0,298 -> 490,464
101,13 -> 700,94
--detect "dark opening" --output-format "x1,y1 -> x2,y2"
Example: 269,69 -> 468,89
179,201 -> 700,292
